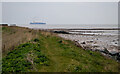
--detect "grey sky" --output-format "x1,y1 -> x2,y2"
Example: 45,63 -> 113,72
0,3 -> 2,23
118,2 -> 120,24
2,2 -> 118,24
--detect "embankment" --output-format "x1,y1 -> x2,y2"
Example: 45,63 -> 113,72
2,26 -> 120,72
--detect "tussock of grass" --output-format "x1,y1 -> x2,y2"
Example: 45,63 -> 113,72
2,26 -> 120,72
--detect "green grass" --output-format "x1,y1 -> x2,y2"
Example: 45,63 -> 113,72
2,29 -> 120,72
2,40 -> 49,72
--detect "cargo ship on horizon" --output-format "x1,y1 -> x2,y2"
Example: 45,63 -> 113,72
30,21 -> 46,25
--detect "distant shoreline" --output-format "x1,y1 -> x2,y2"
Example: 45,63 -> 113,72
47,28 -> 120,30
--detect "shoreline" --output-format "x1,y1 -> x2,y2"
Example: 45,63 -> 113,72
57,33 -> 120,62
47,28 -> 120,30
2,26 -> 120,61
46,28 -> 120,62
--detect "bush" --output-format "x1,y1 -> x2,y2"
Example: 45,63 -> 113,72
22,43 -> 29,47
33,38 -> 39,42
34,55 -> 49,65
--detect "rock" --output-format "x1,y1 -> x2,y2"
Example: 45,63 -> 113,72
90,41 -> 94,43
100,48 -> 109,54
117,39 -> 119,41
74,41 -> 82,48
87,41 -> 93,43
81,42 -> 86,44
113,40 -> 115,42
53,30 -> 69,34
109,52 -> 120,61
109,51 -> 118,56
116,53 -> 120,61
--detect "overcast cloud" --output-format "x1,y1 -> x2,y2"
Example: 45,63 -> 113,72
2,2 -> 118,24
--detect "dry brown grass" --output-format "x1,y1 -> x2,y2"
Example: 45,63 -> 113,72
2,26 -> 40,57
40,30 -> 57,36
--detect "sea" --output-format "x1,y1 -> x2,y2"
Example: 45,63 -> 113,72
17,24 -> 118,29
17,24 -> 119,35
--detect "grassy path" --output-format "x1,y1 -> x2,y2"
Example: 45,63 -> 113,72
36,34 -> 119,72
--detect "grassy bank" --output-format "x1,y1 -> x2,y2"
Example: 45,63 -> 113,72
2,26 -> 40,56
2,26 -> 120,72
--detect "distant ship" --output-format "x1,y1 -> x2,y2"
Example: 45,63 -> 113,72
30,21 -> 46,25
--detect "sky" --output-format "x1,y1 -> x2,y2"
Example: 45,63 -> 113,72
1,0 -> 119,2
118,2 -> 120,27
2,2 -> 118,24
0,3 -> 2,23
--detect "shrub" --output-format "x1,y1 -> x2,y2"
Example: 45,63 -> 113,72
33,38 -> 39,42
34,55 -> 49,65
22,43 -> 29,47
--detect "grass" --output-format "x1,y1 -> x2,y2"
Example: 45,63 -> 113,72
2,26 -> 120,72
2,41 -> 49,72
2,26 -> 39,57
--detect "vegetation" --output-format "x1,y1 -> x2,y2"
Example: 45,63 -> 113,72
2,41 -> 49,72
2,26 -> 120,72
2,26 -> 39,57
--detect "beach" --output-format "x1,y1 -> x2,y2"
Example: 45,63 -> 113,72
48,28 -> 120,61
